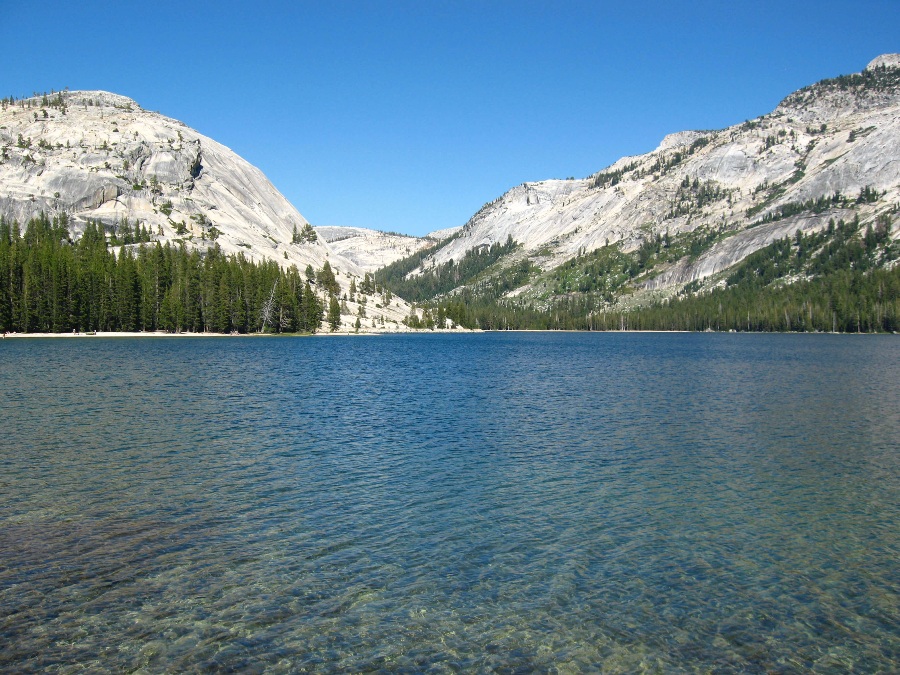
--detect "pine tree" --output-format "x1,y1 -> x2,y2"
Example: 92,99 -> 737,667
299,280 -> 322,333
328,294 -> 341,332
317,260 -> 340,296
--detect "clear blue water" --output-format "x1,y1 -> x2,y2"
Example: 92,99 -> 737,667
1,333 -> 898,673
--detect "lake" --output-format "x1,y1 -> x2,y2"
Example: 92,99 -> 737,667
1,333 -> 898,672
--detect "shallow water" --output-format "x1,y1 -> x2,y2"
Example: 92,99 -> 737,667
1,333 -> 898,672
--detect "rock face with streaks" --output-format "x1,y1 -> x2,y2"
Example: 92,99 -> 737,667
0,91 -> 338,272
0,90 -> 439,331
402,55 -> 900,296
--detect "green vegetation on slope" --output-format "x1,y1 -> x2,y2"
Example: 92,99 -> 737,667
784,62 -> 900,108
531,225 -> 729,302
427,214 -> 899,332
747,187 -> 882,226
375,235 -> 519,303
667,177 -> 733,220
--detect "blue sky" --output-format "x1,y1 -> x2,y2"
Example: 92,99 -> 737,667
3,1 -> 898,236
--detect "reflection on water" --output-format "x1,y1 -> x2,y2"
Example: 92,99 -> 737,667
1,333 -> 898,672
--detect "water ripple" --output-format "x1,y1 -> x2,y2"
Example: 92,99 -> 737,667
1,333 -> 898,672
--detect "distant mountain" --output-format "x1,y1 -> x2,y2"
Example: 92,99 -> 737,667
314,226 -> 439,274
377,55 -> 900,330
0,91 -> 338,269
0,91 -> 430,331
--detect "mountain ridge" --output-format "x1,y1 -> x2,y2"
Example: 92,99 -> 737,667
383,55 -> 900,311
314,225 -> 445,274
0,90 -> 334,271
3,55 -> 899,333
0,90 -> 435,331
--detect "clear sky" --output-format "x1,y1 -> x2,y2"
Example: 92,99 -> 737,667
3,1 -> 898,236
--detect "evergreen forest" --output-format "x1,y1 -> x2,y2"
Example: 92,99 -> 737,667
3,209 -> 899,335
386,216 -> 900,333
0,213 -> 325,334
375,235 -> 520,303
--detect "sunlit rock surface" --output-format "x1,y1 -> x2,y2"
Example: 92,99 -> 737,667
0,90 -> 436,330
412,55 -> 900,294
315,226 -> 438,274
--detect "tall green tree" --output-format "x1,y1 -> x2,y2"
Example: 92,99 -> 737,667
327,294 -> 341,332
317,260 -> 340,296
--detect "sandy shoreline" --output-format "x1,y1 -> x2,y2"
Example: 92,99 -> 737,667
1,328 -> 471,339
3,331 -> 270,339
2,329 -> 882,339
1,331 -> 383,338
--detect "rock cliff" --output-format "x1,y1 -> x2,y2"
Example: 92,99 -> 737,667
0,91 -> 339,271
404,56 -> 900,298
0,91 -> 432,331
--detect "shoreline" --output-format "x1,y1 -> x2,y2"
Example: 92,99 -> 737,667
0,328 -> 473,339
2,328 -> 892,339
1,330 -> 324,339
1,330 -> 379,339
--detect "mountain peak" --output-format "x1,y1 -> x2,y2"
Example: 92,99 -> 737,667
0,89 -> 331,272
866,54 -> 900,71
32,90 -> 142,111
656,130 -> 708,153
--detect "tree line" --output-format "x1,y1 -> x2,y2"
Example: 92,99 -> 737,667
0,213 -> 325,333
375,235 -> 518,303
432,265 -> 900,333
425,216 -> 900,333
5,210 -> 898,335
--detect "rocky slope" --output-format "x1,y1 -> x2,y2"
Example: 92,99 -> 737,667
397,55 -> 900,302
315,226 -> 439,274
0,91 -> 337,268
0,90 -> 435,331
